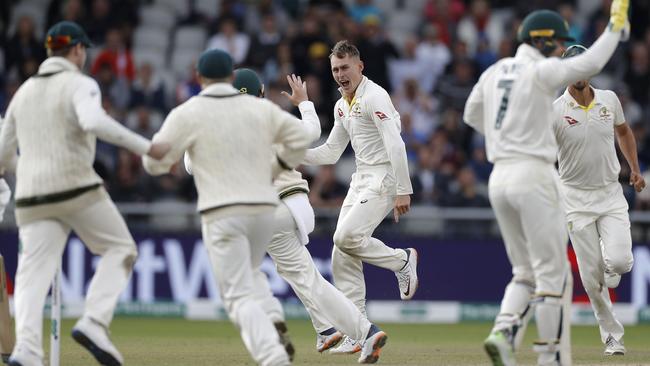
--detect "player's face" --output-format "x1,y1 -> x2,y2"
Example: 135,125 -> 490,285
331,55 -> 364,96
550,39 -> 567,57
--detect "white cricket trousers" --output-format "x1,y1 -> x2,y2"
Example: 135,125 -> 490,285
332,165 -> 407,316
255,194 -> 371,340
489,159 -> 572,365
14,196 -> 137,360
563,182 -> 633,343
201,211 -> 289,366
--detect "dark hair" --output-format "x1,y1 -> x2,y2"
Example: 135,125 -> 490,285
330,40 -> 360,59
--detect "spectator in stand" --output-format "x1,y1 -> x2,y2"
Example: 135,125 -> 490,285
356,15 -> 399,92
558,2 -> 583,44
244,0 -> 290,34
474,35 -> 497,73
393,78 -> 439,145
456,0 -> 504,57
411,145 -> 439,204
91,28 -> 135,82
206,17 -> 250,65
435,58 -> 476,111
440,166 -> 489,207
110,149 -> 149,202
95,60 -> 131,113
175,63 -> 201,105
624,42 -> 650,105
130,62 -> 167,113
348,0 -> 383,24
468,140 -> 492,184
290,15 -> 330,76
423,0 -> 466,46
84,0 -> 115,44
47,0 -> 86,29
245,14 -> 283,71
415,24 -> 451,92
5,15 -> 47,81
126,105 -> 163,140
308,165 -> 348,208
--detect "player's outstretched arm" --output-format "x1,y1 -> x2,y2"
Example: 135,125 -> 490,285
536,0 -> 630,92
143,108 -> 194,175
281,74 -> 321,142
73,77 -> 154,156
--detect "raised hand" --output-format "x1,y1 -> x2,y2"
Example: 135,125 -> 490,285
280,74 -> 309,107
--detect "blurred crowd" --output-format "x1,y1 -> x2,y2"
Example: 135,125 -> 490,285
2,0 -> 650,210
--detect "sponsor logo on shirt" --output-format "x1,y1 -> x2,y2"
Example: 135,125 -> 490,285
374,111 -> 389,121
337,108 -> 344,117
563,116 -> 579,125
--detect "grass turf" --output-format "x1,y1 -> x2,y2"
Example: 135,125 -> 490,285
42,318 -> 650,365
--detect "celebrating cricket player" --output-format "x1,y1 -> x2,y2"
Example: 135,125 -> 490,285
143,49 -> 318,366
553,44 -> 642,356
463,1 -> 631,365
185,68 -> 390,363
302,40 -> 417,354
0,21 -> 170,366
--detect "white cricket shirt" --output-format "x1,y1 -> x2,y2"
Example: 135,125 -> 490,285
553,87 -> 625,189
304,76 -> 413,195
464,28 -> 622,164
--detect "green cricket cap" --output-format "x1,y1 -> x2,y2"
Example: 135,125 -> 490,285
197,49 -> 233,79
45,21 -> 92,50
233,68 -> 263,97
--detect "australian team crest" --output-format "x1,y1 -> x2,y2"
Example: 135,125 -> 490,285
599,106 -> 611,120
350,102 -> 363,117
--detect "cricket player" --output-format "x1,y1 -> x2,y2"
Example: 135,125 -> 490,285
184,68 -> 389,363
0,21 -> 170,366
301,40 -> 417,353
143,49 -> 318,366
553,44 -> 641,356
463,2 -> 630,365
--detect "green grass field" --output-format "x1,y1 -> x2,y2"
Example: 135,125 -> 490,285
43,318 -> 650,365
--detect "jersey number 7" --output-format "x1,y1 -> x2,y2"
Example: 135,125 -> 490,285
495,79 -> 514,130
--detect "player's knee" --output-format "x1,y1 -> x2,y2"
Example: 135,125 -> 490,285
332,227 -> 360,251
608,253 -> 633,275
512,269 -> 535,287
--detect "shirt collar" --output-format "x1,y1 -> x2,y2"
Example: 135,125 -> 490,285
37,57 -> 79,74
562,86 -> 599,110
514,43 -> 545,62
199,83 -> 240,97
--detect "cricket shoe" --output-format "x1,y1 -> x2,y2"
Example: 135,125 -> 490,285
396,248 -> 419,300
358,325 -> 388,364
274,322 -> 295,361
605,271 -> 621,289
72,317 -> 123,366
484,330 -> 515,366
329,336 -> 361,355
7,346 -> 43,366
316,328 -> 343,352
604,334 -> 625,355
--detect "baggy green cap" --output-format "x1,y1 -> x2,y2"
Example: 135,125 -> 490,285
233,68 -> 263,97
197,49 -> 233,79
45,21 -> 92,50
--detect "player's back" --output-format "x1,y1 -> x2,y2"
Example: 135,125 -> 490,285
7,63 -> 101,199
472,44 -> 559,165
